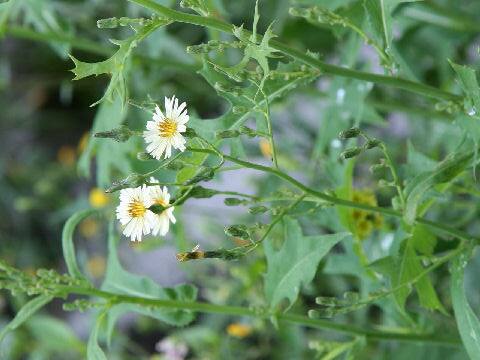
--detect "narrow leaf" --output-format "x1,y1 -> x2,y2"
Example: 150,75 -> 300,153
0,295 -> 53,343
87,311 -> 107,360
62,209 -> 99,279
451,255 -> 480,359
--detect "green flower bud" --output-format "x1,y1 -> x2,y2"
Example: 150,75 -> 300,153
248,205 -> 268,214
224,198 -> 244,206
106,173 -> 145,193
340,147 -> 362,159
183,167 -> 215,185
149,203 -> 167,214
94,125 -> 133,142
239,126 -> 257,138
216,130 -> 240,139
224,224 -> 250,240
97,17 -> 118,29
184,127 -> 197,138
338,127 -> 361,139
137,152 -> 154,161
365,139 -> 382,149
166,160 -> 186,171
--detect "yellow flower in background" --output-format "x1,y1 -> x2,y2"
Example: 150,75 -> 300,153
352,189 -> 383,240
89,188 -> 109,208
86,255 -> 106,278
57,145 -> 76,166
79,218 -> 100,239
259,138 -> 272,159
78,132 -> 89,153
226,323 -> 252,338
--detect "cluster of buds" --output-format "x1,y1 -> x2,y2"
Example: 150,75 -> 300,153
338,127 -> 382,160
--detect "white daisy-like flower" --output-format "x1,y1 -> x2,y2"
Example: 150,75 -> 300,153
144,95 -> 189,159
116,186 -> 156,242
148,178 -> 176,236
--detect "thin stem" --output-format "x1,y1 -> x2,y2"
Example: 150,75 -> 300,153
381,143 -> 406,207
258,88 -> 279,168
5,26 -> 199,72
252,194 -> 306,248
187,147 -> 478,243
128,0 -> 462,102
57,285 -> 461,346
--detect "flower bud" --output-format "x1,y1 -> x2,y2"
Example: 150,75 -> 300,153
184,127 -> 197,138
137,152 -> 154,161
340,147 -> 362,159
149,203 -> 167,214
94,125 -> 133,142
183,167 -> 215,185
239,126 -> 257,138
97,17 -> 118,29
248,206 -> 268,214
338,127 -> 361,139
224,198 -> 244,206
224,224 -> 250,240
365,139 -> 382,149
106,173 -> 145,193
216,130 -> 240,139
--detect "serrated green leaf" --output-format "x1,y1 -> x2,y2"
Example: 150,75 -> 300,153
374,236 -> 445,314
264,217 -> 349,309
70,19 -> 168,106
0,295 -> 53,343
62,208 -> 99,280
450,61 -> 480,112
403,150 -> 472,225
102,221 -> 197,346
450,254 -> 480,359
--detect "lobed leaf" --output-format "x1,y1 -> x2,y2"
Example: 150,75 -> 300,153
101,222 -> 198,346
264,217 -> 349,310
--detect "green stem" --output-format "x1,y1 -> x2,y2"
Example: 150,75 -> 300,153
187,147 -> 478,243
255,194 -> 306,245
57,285 -> 460,346
128,0 -> 462,102
5,25 -> 199,71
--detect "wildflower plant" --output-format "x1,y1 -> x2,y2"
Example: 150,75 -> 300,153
1,0 -> 480,359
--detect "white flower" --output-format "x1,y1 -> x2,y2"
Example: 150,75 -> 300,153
144,95 -> 189,159
116,186 -> 155,242
148,178 -> 176,236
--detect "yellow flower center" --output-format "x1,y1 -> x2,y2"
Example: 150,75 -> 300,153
128,200 -> 146,218
158,119 -> 177,138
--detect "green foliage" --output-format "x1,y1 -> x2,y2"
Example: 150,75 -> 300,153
403,149 -> 473,225
3,0 -> 480,358
450,251 -> 480,359
264,217 -> 349,309
101,222 -> 197,344
0,295 -> 53,343
62,208 -> 99,280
